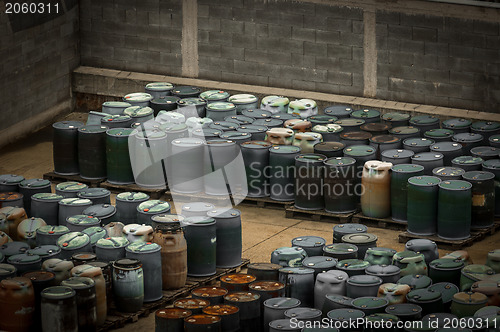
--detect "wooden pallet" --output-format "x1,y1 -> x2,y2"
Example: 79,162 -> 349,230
284,205 -> 355,223
98,258 -> 250,332
99,181 -> 165,199
398,222 -> 500,250
163,190 -> 234,205
351,213 -> 409,231
238,196 -> 294,209
43,171 -> 104,187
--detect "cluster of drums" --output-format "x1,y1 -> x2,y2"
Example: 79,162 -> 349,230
0,175 -> 243,332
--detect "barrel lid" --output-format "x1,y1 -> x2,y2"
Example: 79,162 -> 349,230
0,192 -> 23,201
151,96 -> 180,106
253,118 -> 284,127
177,97 -> 206,107
462,264 -> 495,279
192,286 -> 228,298
22,270 -> 56,283
302,256 -> 337,269
393,251 -> 425,263
132,120 -> 162,131
327,308 -> 365,320
0,241 -> 30,256
126,241 -> 161,253
116,191 -> 150,202
389,126 -> 420,135
307,114 -> 338,124
340,131 -> 372,141
224,115 -> 253,125
57,231 -> 91,250
338,259 -> 371,270
145,82 -> 174,91
343,145 -> 376,157
382,112 -> 411,122
430,142 -> 462,152
439,180 -> 472,190
443,118 -> 472,129
272,113 -> 299,121
137,200 -> 170,214
314,142 -> 345,154
351,109 -> 380,119
452,291 -> 488,305
71,264 -> 102,278
241,109 -> 272,119
66,215 -> 100,227
19,178 -> 51,188
249,281 -> 285,292
342,233 -> 377,244
347,275 -> 382,286
220,273 -> 256,284
370,135 -> 400,144
102,114 -> 132,123
424,128 -> 454,139
182,202 -> 215,213
123,92 -> 153,102
123,106 -> 154,118
432,167 -> 465,177
203,304 -> 239,317
236,125 -> 268,135
96,236 -> 129,249
219,131 -> 250,140
361,122 -> 392,132
27,245 -> 61,257
31,193 -> 63,204
471,280 -> 500,295
102,101 -> 131,108
471,121 -> 500,131
151,214 -> 185,224
41,285 -> 76,300
224,291 -> 260,303
61,276 -> 95,289
292,236 -> 326,248
407,288 -> 441,302
269,145 -> 301,154
409,115 -> 439,125
156,308 -> 193,320
397,274 -> 432,289
312,123 -> 343,134
174,298 -> 211,310
334,223 -> 368,235
240,141 -> 272,150
198,89 -> 229,100
403,137 -> 435,147
0,174 -> 24,185
366,313 -> 399,324
391,164 -> 425,174
59,198 -> 93,207
278,267 -> 315,275
453,132 -> 483,143
209,121 -> 239,131
284,307 -> 322,319
324,105 -> 352,116
365,247 -> 397,257
488,249 -> 500,261
261,95 -> 289,106
471,146 -> 500,158
322,156 -> 355,168
323,243 -> 358,256
0,276 -> 32,290
106,128 -> 136,137
335,118 -> 365,127
462,170 -> 495,181
228,94 -> 258,104
428,282 -> 459,303
36,226 -> 69,237
79,124 -> 109,134
295,153 -> 327,165
56,181 -> 88,192
184,314 -> 221,325
352,297 -> 388,310
385,303 -> 422,316
489,134 -> 500,144
52,121 -> 84,130
366,264 -> 400,275
114,258 -> 141,269
77,188 -> 110,200
453,156 -> 484,166
8,253 -> 41,264
82,227 -> 107,244
206,208 -> 241,219
411,152 -> 444,162
474,306 -> 500,319
83,204 -> 116,218
264,297 -> 301,309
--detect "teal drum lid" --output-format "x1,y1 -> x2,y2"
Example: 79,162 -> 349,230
307,115 -> 338,124
219,131 -> 251,141
443,118 -> 472,130
278,267 -> 314,275
27,245 -> 61,257
389,126 -> 420,135
83,204 -> 116,218
101,114 -> 132,123
365,313 -> 399,323
412,152 -> 444,161
240,141 -> 272,149
252,118 -> 284,127
66,215 -> 100,226
392,164 -> 425,173
335,119 -> 365,127
343,145 -> 376,156
59,198 -> 92,206
471,121 -> 500,131
82,227 -> 107,244
393,251 -> 425,263
453,156 -> 484,166
489,135 -> 500,145
324,105 -> 353,117
302,256 -> 337,269
106,128 -> 136,137
192,128 -> 222,137
31,193 -> 63,202
19,178 -> 51,188
209,121 -> 239,131
397,274 -> 432,289
382,112 -> 411,122
123,92 -> 153,103
8,253 -> 41,264
428,282 -> 459,303
151,96 -> 179,105
61,276 -> 95,289
36,225 -> 69,236
326,308 -> 365,320
295,154 -> 327,165
225,115 -> 254,125
151,214 -> 185,224
200,90 -> 230,101
145,82 -> 174,91
352,297 -> 389,309
438,180 -> 472,191
382,149 -> 414,159
132,121 -> 162,130
57,232 -> 91,250
41,285 -> 76,300
409,115 -> 439,125
102,101 -> 131,108
56,182 -> 88,192
269,145 -> 301,154
242,109 -> 272,119
77,188 -> 111,198
342,233 -> 377,245
433,167 -> 465,178
462,171 -> 495,182
334,223 -> 367,235
365,247 -> 397,257
183,216 -> 216,226
116,191 -> 150,202
323,243 -> 358,254
284,307 -> 322,319
351,109 -> 380,119
0,174 -> 24,185
292,236 -> 326,248
52,121 -> 84,130
407,289 -> 441,302
430,258 -> 465,270
206,209 -> 241,219
337,259 -> 371,270
347,275 -> 382,286
123,106 -> 154,117
404,138 -> 435,147
137,200 -> 171,214
0,242 -> 30,256
263,297 -> 301,309
272,113 -> 299,120
126,241 -> 161,253
385,303 -> 422,316
237,125 -> 268,135
430,142 -> 462,152
425,129 -> 454,139
324,157 -> 356,167
453,133 -> 483,143
369,135 -> 400,144
462,264 -> 495,279
78,125 -> 108,134
483,159 -> 500,172
228,94 -> 258,104
177,97 -> 206,106
471,146 -> 500,158
408,176 -> 441,186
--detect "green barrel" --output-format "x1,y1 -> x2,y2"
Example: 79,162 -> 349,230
381,112 -> 411,127
101,114 -> 133,129
83,204 -> 117,225
424,129 -> 454,142
209,121 -> 240,132
106,128 -> 136,185
381,149 -> 414,165
294,154 -> 326,210
324,105 -> 353,119
471,121 -> 500,144
442,118 -> 471,134
403,138 -> 435,154
200,89 -> 230,104
437,180 -> 472,240
145,82 -> 174,99
241,141 -> 272,198
352,297 -> 389,316
225,115 -> 254,126
77,125 -> 108,180
323,157 -> 358,214
269,145 -> 301,202
482,159 -> 500,217
486,249 -> 500,273
462,171 -> 495,229
242,109 -> 272,119
364,247 -> 397,266
55,182 -> 88,199
53,121 -> 84,175
411,152 -> 444,175
253,118 -> 283,129
389,126 -> 421,141
471,146 -> 500,161
101,101 -> 131,115
432,167 -> 465,180
219,131 -> 252,145
333,223 -> 367,242
369,135 -> 401,159
407,176 -> 441,235
183,216 -> 216,277
335,118 -> 365,132
406,288 -> 442,316
391,164 -> 425,222
393,251 -> 428,277
350,109 -> 380,124
260,95 -> 290,114
77,188 -> 111,205
123,106 -> 154,124
236,125 -> 268,141
337,259 -> 371,277
429,258 -> 465,286
228,94 -> 259,115
19,179 -> 52,216
314,142 -> 345,158
123,92 -> 153,107
307,114 -> 337,126
150,96 -> 179,115
343,145 -> 376,201
409,115 -> 440,133
428,282 -> 459,311
177,97 -> 207,118
450,292 -> 488,318
460,264 -> 495,291
452,156 -> 484,172
136,200 -> 171,226
341,233 -> 377,259
115,192 -> 150,225
323,243 -> 358,260
206,102 -> 237,121
452,133 -> 483,154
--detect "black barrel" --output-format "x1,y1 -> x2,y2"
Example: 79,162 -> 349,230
19,179 -> 51,216
411,152 -> 444,175
106,128 -> 136,185
340,131 -> 373,147
471,121 -> 500,143
236,125 -> 268,141
424,128 -> 454,142
53,121 -> 84,175
225,115 -> 254,126
389,126 -> 421,140
241,141 -> 272,198
323,157 -> 358,214
324,105 -> 353,119
60,276 -> 97,331
115,192 -> 150,225
391,164 -> 425,222
78,125 -> 108,180
462,171 -> 495,230
77,188 -> 111,205
471,146 -> 500,161
295,154 -> 326,210
207,209 -> 242,268
409,115 -> 440,133
31,193 -> 63,226
361,123 -> 392,136
381,112 -> 411,127
183,217 -> 217,277
482,159 -> 500,217
403,138 -> 435,154
313,142 -> 345,158
269,146 -> 301,202
351,109 -> 380,124
430,142 -> 463,165
437,180 -> 472,240
452,156 -> 484,172
369,135 -> 402,159
407,176 -> 441,235
443,118 -> 471,134
452,133 -> 483,154
335,118 -> 365,132
41,286 -> 78,332
0,174 -> 24,192
150,96 -> 180,115
432,167 -> 466,181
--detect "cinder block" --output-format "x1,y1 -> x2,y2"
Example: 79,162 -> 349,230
327,18 -> 353,32
290,53 -> 315,67
279,13 -> 304,28
400,14 -> 444,29
315,82 -> 341,94
377,50 -> 389,64
244,22 -> 256,35
114,47 -> 137,62
292,79 -> 316,91
377,11 -> 400,25
473,48 -> 499,62
268,24 -> 292,38
436,82 -> 466,98
424,68 -> 450,83
327,71 -> 352,85
303,13 -> 328,31
209,5 -> 232,19
198,43 -> 221,57
473,20 -> 499,36
352,46 -> 363,60
279,65 -> 306,81
198,17 -> 221,31
339,59 -> 363,74
254,9 -> 276,25
199,69 -> 222,81
340,32 -> 362,47
198,30 -> 209,43
437,56 -> 460,70
338,84 -> 363,96
352,20 -> 364,34
449,97 -> 477,110
376,23 -> 388,37
413,54 -> 438,69
161,53 -> 181,66
424,42 -> 448,57
327,44 -> 352,59
221,46 -> 245,60
256,36 -> 281,50
220,19 -> 244,34
292,27 -> 316,41
244,49 -> 267,62
232,34 -> 256,48
400,39 -> 425,54
458,58 -> 485,74
486,36 -> 500,50
137,50 -> 161,64
316,30 -> 341,44
412,27 -> 437,42
280,39 -> 304,54
448,44 -> 473,59
91,45 -> 114,58
233,59 -> 279,77
303,42 -> 327,57
209,31 -> 233,45
222,71 -> 269,86
389,51 -> 414,67
387,24 -> 412,40
199,4 -> 209,18
256,23 -> 269,37
460,33 -> 486,48
269,76 -> 293,89
232,7 -> 254,22
265,51 -> 293,65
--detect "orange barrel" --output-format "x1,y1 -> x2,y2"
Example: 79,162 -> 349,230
155,307 -> 192,332
0,277 -> 35,332
220,273 -> 256,292
174,298 -> 210,315
203,304 -> 240,332
184,315 -> 221,332
191,286 -> 228,305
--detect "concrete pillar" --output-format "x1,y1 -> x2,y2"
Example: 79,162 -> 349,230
182,0 -> 199,78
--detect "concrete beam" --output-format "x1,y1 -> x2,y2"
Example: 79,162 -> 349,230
363,9 -> 377,98
181,0 -> 198,78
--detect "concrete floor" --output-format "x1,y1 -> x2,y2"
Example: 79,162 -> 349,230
1,112 -> 499,331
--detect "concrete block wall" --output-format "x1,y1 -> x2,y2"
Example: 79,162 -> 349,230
0,1 -> 79,132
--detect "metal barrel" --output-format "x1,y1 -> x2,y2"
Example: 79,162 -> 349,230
341,234 -> 378,261
229,94 -> 259,115
409,115 -> 440,133
335,118 -> 365,133
389,126 -> 421,141
351,109 -> 380,124
381,149 -> 414,165
437,180 -> 472,240
172,86 -> 202,99
432,166 -> 466,181
206,102 -> 237,121
249,281 -> 286,304
313,142 -> 345,158
0,174 -> 24,192
53,121 -> 84,175
150,96 -> 180,115
112,258 -> 144,312
462,171 -> 495,229
253,118 -> 283,129
323,243 -> 358,260
71,253 -> 97,266
203,304 -> 240,332
343,145 -> 376,195
21,270 -> 55,327
201,90 -> 230,104
207,209 -> 242,268
184,216 -> 217,277
284,307 -> 322,323
0,277 -> 35,331
102,101 -> 131,115
430,142 -> 463,165
181,202 -> 215,218
123,224 -> 154,243
36,226 -> 69,246
411,152 -> 444,175
424,128 -> 455,142
41,286 -> 78,332
58,198 -> 93,226
177,98 -> 207,117
136,200 -> 171,226
219,131 -> 252,145
471,146 -> 500,161
292,236 -> 326,257
0,192 -> 23,209
174,298 -> 210,315
155,308 -> 192,332
152,223 -> 187,290
247,263 -> 282,281
324,105 -> 352,119
19,179 -> 52,216
57,232 -> 92,260
443,118 -> 471,134
77,188 -> 111,205
41,258 -> 74,285
261,95 -> 290,114
279,267 -> 315,307
61,276 -> 97,331
31,193 -> 63,225
381,112 -> 410,127
294,154 -> 326,211
269,146 -> 301,202
184,314 -> 222,332
115,192 -> 150,225
151,214 -> 185,230
237,125 -> 268,141
312,124 -> 343,142
490,135 -> 500,148
471,121 -> 500,143
369,135 -> 401,159
129,128 -> 168,188
209,121 -> 240,132
241,141 -> 272,198
482,159 -> 500,217
70,264 -> 107,326
452,133 -> 483,154
191,286 -> 228,305
106,128 -> 136,185
323,157 -> 358,214
292,132 -> 323,154
66,215 -> 100,233
340,131 -> 372,147
7,253 -> 42,275
124,106 -> 154,125
95,237 -> 129,262
452,156 -> 484,172
220,274 -> 256,293
169,137 -> 205,194
123,92 -> 153,108
360,123 -> 392,136
78,125 -> 108,180
26,245 -> 61,262
390,164 -> 425,222
263,298 -> 301,332
224,291 -> 261,332
407,176 -> 441,235
55,182 -> 88,199
402,137 -> 435,154
125,242 -> 162,302
361,161 -> 393,219
301,256 -> 338,277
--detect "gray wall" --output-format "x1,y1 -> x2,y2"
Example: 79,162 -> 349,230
0,0 -> 80,131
